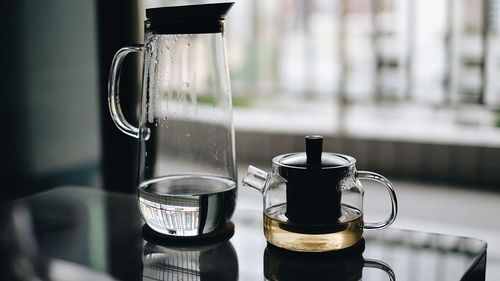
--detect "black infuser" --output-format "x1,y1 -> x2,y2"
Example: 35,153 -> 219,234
283,136 -> 347,224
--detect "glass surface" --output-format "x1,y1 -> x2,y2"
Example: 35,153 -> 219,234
0,187 -> 487,281
233,208 -> 486,281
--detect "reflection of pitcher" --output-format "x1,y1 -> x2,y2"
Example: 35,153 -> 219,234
142,240 -> 238,281
263,240 -> 395,281
108,3 -> 237,237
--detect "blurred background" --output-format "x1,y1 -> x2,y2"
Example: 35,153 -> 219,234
1,0 -> 500,279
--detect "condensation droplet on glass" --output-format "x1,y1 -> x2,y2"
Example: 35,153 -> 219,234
141,128 -> 151,141
185,82 -> 189,88
187,43 -> 190,47
186,133 -> 191,138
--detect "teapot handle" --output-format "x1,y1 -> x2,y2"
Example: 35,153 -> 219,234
357,171 -> 398,230
364,259 -> 396,281
108,45 -> 144,138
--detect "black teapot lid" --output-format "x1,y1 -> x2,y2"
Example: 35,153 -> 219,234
278,136 -> 351,169
146,3 -> 234,34
275,136 -> 354,224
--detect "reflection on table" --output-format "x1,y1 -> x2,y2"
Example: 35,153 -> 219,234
0,187 -> 488,281
263,239 -> 395,281
142,238 -> 238,281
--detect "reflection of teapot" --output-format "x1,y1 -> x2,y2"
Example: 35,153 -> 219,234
264,239 -> 395,281
142,239 -> 238,281
243,136 -> 398,252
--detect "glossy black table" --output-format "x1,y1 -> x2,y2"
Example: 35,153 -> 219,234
0,187 -> 487,281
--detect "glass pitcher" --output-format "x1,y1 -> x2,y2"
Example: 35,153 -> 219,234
108,3 -> 236,237
242,136 -> 398,252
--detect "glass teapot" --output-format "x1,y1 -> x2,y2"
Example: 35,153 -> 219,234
108,3 -> 237,237
242,136 -> 398,252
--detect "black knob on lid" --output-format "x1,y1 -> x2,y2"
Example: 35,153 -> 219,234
306,135 -> 323,169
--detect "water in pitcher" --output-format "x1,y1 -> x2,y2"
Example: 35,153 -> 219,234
139,175 -> 236,236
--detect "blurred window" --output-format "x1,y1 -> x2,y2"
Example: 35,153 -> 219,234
225,0 -> 500,145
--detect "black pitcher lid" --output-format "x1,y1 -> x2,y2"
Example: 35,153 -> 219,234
146,3 -> 234,34
146,3 -> 234,20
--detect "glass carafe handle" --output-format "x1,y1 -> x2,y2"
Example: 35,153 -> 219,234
108,45 -> 144,138
358,171 -> 398,230
364,259 -> 396,281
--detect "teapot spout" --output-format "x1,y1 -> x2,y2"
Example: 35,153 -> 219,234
242,165 -> 268,193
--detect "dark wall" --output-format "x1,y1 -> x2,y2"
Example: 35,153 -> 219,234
1,0 -> 102,202
1,2 -> 30,201
97,0 -> 142,194
0,0 -> 143,202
